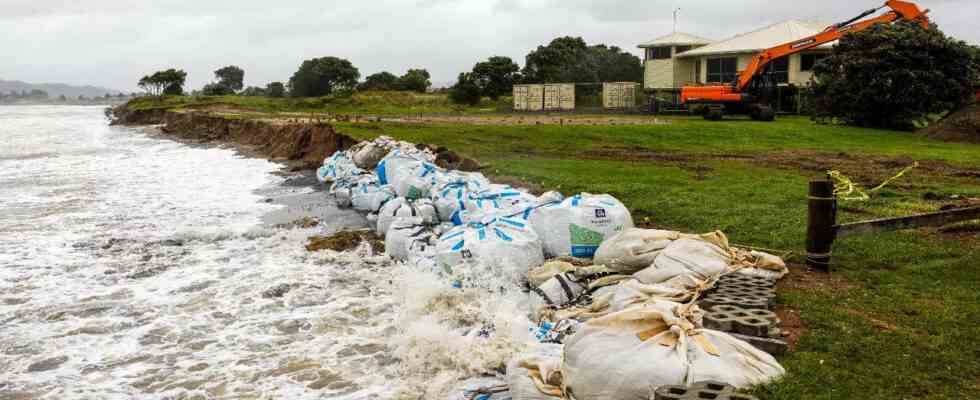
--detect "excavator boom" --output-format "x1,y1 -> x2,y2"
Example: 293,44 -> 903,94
680,1 -> 930,111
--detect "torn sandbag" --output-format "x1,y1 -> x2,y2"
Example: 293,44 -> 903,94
527,261 -> 578,287
348,140 -> 390,170
528,272 -> 587,322
435,216 -> 545,284
561,301 -> 784,400
526,194 -> 634,258
506,343 -> 564,400
350,177 -> 396,213
376,197 -> 438,236
593,229 -> 714,274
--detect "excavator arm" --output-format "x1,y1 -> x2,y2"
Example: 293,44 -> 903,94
735,0 -> 930,91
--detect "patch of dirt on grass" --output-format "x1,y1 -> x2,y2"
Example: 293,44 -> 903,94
306,230 -> 385,253
842,308 -> 898,332
777,262 -> 858,293
921,103 -> 980,144
582,146 -> 980,182
774,305 -> 806,351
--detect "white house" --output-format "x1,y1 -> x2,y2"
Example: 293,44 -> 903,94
639,20 -> 834,92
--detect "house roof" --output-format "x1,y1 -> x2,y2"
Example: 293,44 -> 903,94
638,32 -> 714,48
676,20 -> 833,58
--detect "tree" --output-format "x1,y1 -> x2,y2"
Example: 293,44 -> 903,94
810,22 -> 980,130
288,57 -> 360,97
214,65 -> 245,93
138,69 -> 187,97
359,71 -> 399,91
163,82 -> 184,96
201,83 -> 233,96
266,82 -> 286,98
521,36 -> 643,83
58,95 -> 68,102
448,73 -> 482,105
29,89 -> 49,99
396,69 -> 431,93
471,56 -> 520,99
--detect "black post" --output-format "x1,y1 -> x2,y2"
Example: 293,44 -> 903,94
806,180 -> 837,271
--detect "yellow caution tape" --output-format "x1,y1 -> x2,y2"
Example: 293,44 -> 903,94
828,162 -> 918,201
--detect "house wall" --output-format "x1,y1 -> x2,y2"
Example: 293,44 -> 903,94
692,51 -> 827,86
644,58 -> 675,90
673,58 -> 697,87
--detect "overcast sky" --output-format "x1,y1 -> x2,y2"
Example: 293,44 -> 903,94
2,0 -> 976,91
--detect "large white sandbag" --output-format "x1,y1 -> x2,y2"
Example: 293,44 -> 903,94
562,301 -> 784,400
317,152 -> 363,183
392,161 -> 440,199
608,279 -> 693,312
350,178 -> 396,212
594,229 -> 699,274
435,216 -> 545,283
506,344 -> 563,400
375,148 -> 435,185
385,219 -> 435,261
376,197 -> 438,236
431,174 -> 494,222
349,142 -> 389,170
447,186 -> 540,226
526,194 -> 633,258
633,238 -> 730,287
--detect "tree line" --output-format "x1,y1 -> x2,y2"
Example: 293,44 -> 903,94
134,35 -> 641,104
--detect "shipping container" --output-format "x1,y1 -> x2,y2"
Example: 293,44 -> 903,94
603,82 -> 640,109
527,85 -> 544,111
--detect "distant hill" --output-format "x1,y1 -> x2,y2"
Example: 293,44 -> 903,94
0,79 -> 123,98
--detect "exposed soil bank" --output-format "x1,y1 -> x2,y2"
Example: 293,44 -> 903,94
110,104 -> 481,171
111,105 -> 357,170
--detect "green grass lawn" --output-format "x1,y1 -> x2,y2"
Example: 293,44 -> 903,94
330,116 -> 980,400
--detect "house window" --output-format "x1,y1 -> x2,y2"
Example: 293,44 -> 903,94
675,45 -> 693,55
647,46 -> 672,60
763,57 -> 789,84
707,57 -> 738,83
801,54 -> 828,71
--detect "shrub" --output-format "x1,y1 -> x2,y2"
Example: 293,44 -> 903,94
449,73 -> 482,106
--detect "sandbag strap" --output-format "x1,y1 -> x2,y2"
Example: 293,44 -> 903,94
555,273 -> 577,302
464,384 -> 510,400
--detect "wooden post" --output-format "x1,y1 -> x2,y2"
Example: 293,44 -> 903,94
806,180 -> 837,271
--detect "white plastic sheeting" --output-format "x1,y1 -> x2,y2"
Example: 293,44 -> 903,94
526,194 -> 634,258
561,301 -> 785,400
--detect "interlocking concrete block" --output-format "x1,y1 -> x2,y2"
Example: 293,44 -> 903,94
703,305 -> 781,338
654,382 -> 757,400
730,332 -> 789,356
699,294 -> 770,310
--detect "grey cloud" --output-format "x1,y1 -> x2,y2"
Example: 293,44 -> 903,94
0,0 -> 975,91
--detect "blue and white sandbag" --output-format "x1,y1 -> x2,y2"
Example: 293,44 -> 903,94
375,149 -> 435,185
385,219 -> 436,261
376,197 -> 438,236
391,161 -> 440,199
329,179 -> 356,208
350,177 -> 396,212
317,152 -> 362,183
435,216 -> 545,283
526,193 -> 634,258
447,185 -> 539,226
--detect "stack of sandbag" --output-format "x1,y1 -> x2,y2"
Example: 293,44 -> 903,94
631,231 -> 788,286
506,344 -> 563,400
376,197 -> 438,236
526,194 -> 634,258
561,301 -> 785,399
594,229 -> 717,274
435,216 -> 544,283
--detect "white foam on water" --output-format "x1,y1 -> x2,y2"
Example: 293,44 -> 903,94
0,106 -> 537,400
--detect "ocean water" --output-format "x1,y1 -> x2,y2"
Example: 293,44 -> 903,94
0,106 -> 532,400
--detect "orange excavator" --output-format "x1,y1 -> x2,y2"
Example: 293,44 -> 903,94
680,0 -> 931,121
